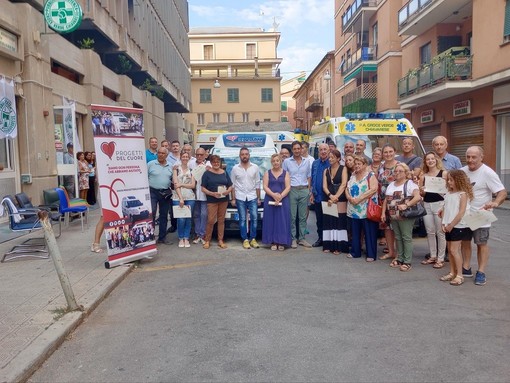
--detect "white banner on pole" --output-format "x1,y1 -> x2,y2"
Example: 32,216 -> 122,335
0,77 -> 18,139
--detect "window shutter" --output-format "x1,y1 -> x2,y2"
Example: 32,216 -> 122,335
505,0 -> 510,36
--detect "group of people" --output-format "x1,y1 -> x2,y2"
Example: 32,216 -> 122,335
143,134 -> 506,286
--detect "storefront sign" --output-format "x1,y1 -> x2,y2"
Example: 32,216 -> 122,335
0,77 -> 17,138
44,0 -> 83,34
453,100 -> 471,117
91,104 -> 156,268
0,27 -> 17,53
420,109 -> 434,124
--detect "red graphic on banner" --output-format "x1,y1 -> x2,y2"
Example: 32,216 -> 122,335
101,141 -> 116,159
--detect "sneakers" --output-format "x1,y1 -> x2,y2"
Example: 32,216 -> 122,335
178,239 -> 185,248
298,239 -> 312,248
243,239 -> 251,249
291,239 -> 298,249
250,239 -> 260,248
474,271 -> 486,286
184,239 -> 190,248
462,267 -> 473,278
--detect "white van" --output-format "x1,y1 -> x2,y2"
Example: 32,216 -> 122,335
309,113 -> 425,159
211,133 -> 277,233
122,196 -> 150,223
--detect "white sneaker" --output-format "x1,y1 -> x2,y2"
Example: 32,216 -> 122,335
291,239 -> 298,249
178,239 -> 184,248
184,239 -> 190,248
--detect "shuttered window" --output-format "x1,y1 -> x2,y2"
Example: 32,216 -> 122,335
418,125 -> 441,153
505,0 -> 510,39
449,117 -> 484,165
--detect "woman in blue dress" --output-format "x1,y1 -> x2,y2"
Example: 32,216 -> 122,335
262,153 -> 291,250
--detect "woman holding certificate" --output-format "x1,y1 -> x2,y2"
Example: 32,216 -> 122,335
201,155 -> 233,249
419,152 -> 448,268
172,151 -> 196,248
262,153 -> 291,250
322,149 -> 349,255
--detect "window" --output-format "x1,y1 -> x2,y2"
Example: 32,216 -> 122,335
372,23 -> 378,48
213,113 -> 220,123
246,43 -> 256,59
281,101 -> 288,111
228,113 -> 235,123
0,138 -> 13,170
264,118 -> 271,122
227,88 -> 239,103
420,42 -> 431,65
281,116 -> 288,122
242,113 -> 249,122
261,88 -> 273,102
505,0 -> 510,41
200,89 -> 212,103
203,45 -> 213,60
197,113 -> 205,125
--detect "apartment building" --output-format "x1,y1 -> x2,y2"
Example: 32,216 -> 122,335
333,0 -> 510,189
293,52 -> 335,132
397,0 -> 510,188
187,27 -> 282,136
0,0 -> 191,204
281,72 -> 306,129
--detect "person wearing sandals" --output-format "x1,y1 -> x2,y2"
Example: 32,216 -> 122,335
201,155 -> 233,249
322,149 -> 349,255
346,156 -> 379,261
419,152 -> 448,268
172,151 -> 196,248
262,153 -> 291,251
378,144 -> 399,260
440,170 -> 473,286
381,163 -> 422,271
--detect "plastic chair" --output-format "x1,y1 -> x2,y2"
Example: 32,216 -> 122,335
55,188 -> 88,231
0,196 -> 54,262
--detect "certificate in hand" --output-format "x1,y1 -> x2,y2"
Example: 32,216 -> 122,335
463,209 -> 498,231
321,201 -> 339,217
173,205 -> 192,218
424,176 -> 447,194
192,165 -> 206,181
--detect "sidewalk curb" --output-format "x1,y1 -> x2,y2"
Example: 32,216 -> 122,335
0,264 -> 133,383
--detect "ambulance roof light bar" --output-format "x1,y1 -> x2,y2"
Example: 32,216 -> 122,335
344,113 -> 405,120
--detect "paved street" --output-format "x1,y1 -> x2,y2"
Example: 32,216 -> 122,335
27,209 -> 510,382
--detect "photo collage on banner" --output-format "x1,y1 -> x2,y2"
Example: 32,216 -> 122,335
90,104 -> 157,268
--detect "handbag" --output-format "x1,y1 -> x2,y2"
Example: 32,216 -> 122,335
366,173 -> 382,222
401,180 -> 427,219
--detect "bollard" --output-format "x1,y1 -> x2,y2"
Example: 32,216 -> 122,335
38,210 -> 81,312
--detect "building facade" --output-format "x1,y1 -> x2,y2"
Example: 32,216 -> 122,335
293,52 -> 335,132
280,72 -> 306,129
0,0 -> 191,205
187,27 -> 282,138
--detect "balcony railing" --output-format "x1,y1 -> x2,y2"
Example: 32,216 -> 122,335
191,68 -> 281,79
342,0 -> 378,31
341,45 -> 377,76
342,83 -> 377,107
293,111 -> 304,120
398,0 -> 433,29
398,54 -> 472,99
305,94 -> 323,112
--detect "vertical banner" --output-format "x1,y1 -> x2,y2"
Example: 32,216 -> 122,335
0,76 -> 17,139
91,104 -> 157,268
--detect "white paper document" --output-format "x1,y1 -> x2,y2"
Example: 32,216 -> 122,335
268,201 -> 282,206
322,201 -> 339,217
463,209 -> 498,231
424,176 -> 447,194
192,165 -> 206,181
172,205 -> 192,218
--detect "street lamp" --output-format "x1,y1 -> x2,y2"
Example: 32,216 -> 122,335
214,79 -> 221,88
324,70 -> 331,81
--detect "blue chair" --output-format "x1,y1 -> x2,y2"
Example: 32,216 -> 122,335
55,188 -> 88,231
1,196 -> 59,262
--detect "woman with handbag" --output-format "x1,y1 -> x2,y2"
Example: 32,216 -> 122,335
322,149 -> 349,255
381,163 -> 422,271
172,151 -> 196,248
346,156 -> 379,261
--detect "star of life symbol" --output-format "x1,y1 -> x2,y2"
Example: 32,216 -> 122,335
345,122 -> 356,132
0,97 -> 17,136
278,134 -> 286,141
397,122 -> 407,133
44,0 -> 83,34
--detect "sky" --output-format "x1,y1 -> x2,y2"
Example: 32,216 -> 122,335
188,0 -> 335,80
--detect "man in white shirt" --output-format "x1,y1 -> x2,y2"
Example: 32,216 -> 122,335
461,146 -> 507,285
192,147 -> 210,244
231,147 -> 261,249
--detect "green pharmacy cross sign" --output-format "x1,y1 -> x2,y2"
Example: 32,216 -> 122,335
44,0 -> 83,34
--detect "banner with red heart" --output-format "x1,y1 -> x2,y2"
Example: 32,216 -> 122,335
101,141 -> 116,160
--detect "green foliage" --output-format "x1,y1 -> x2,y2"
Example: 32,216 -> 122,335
79,37 -> 95,49
116,54 -> 133,74
342,98 -> 377,114
139,78 -> 165,100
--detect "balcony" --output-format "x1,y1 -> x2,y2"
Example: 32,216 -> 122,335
305,93 -> 323,112
293,111 -> 304,121
341,46 -> 377,82
191,67 -> 281,79
398,0 -> 472,36
342,0 -> 379,33
342,83 -> 377,114
398,50 -> 472,102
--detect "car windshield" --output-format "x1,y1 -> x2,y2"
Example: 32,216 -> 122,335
335,135 -> 425,159
127,200 -> 143,207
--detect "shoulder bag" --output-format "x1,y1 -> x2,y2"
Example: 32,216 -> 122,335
401,180 -> 427,219
366,172 -> 382,223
